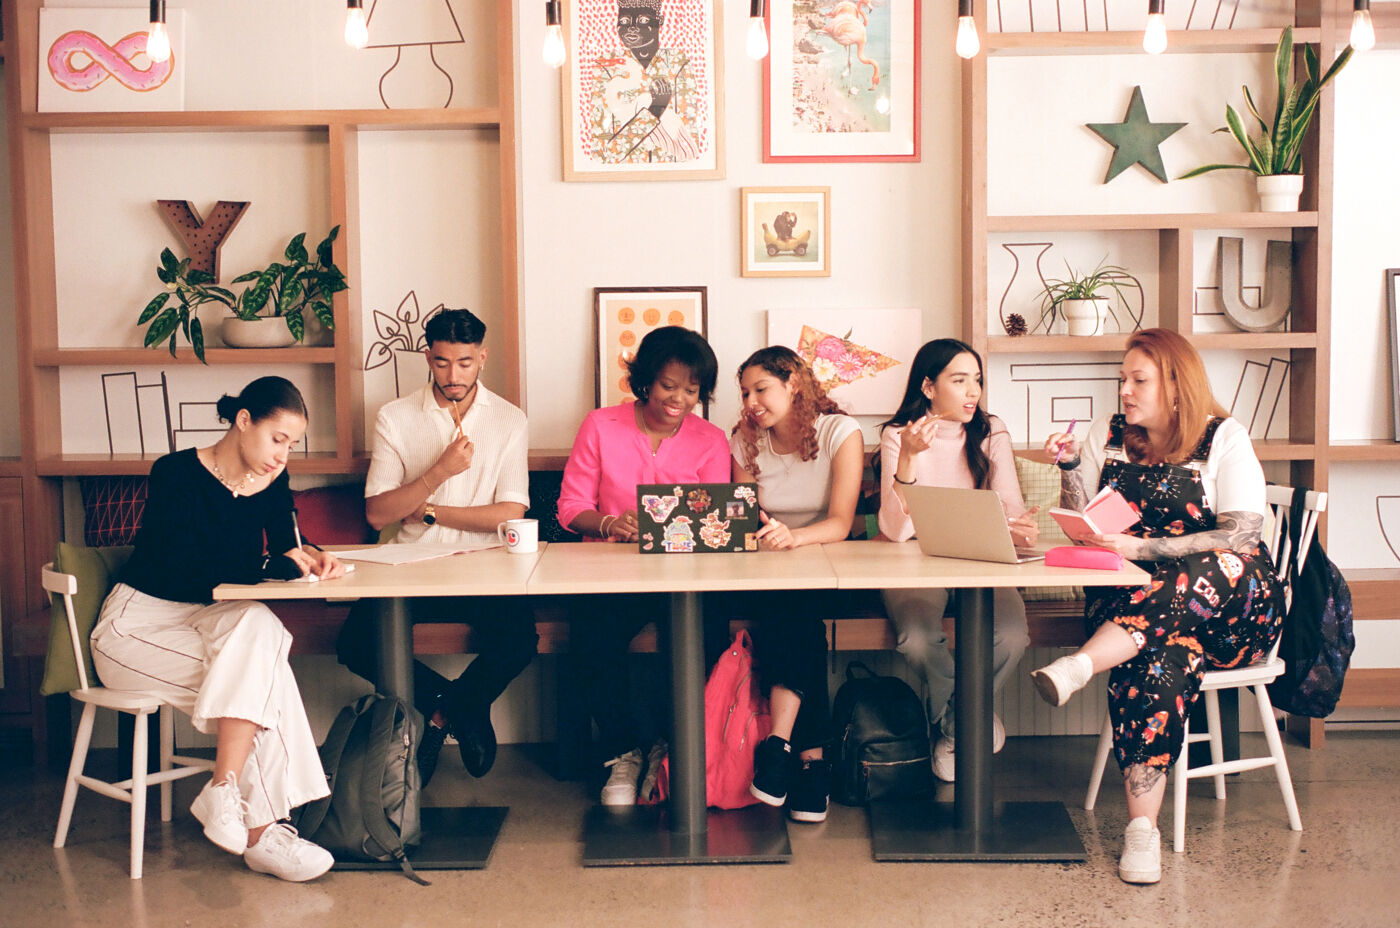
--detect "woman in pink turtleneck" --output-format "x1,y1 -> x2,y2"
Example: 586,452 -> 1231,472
877,339 -> 1039,783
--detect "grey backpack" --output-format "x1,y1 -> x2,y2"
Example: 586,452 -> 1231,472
297,693 -> 427,884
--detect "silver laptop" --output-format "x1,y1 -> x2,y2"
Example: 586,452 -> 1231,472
903,485 -> 1047,565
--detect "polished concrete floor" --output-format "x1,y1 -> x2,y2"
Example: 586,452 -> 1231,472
3,730 -> 1397,928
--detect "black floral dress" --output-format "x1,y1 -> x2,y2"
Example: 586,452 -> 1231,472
1084,415 -> 1286,771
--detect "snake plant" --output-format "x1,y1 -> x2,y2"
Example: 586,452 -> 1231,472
1180,26 -> 1352,178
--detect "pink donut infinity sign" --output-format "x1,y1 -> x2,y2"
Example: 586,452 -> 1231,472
48,30 -> 173,93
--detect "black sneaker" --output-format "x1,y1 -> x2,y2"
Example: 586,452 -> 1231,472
749,735 -> 794,807
418,721 -> 448,788
786,758 -> 830,823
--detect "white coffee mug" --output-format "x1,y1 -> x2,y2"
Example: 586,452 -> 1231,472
497,518 -> 539,554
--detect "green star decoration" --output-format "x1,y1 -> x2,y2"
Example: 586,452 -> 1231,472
1086,86 -> 1186,184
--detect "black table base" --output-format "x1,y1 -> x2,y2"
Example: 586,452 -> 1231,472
332,806 -> 508,871
582,803 -> 791,866
868,800 -> 1086,862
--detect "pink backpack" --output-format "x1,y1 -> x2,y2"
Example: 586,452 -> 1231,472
646,629 -> 772,809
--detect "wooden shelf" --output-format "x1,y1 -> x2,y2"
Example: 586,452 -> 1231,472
986,27 -> 1321,55
35,452 -> 363,477
0,458 -> 22,477
986,212 -> 1320,232
988,331 -> 1315,354
1185,331 -> 1317,350
33,347 -> 339,366
1250,440 -> 1318,462
21,108 -> 503,132
1328,440 -> 1400,462
1344,569 -> 1400,622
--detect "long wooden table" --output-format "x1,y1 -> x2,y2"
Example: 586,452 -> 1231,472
823,541 -> 1149,861
215,539 -> 1148,869
214,544 -> 546,871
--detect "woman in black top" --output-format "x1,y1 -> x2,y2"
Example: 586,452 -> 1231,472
90,377 -> 344,882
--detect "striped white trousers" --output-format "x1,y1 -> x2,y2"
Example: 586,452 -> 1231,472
91,583 -> 329,828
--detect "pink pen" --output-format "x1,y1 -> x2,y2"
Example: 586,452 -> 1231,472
1054,419 -> 1078,464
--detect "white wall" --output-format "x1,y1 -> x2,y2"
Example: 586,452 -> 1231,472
515,0 -> 963,447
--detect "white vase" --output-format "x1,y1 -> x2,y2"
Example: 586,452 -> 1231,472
222,317 -> 296,349
1061,298 -> 1107,336
1256,174 -> 1304,212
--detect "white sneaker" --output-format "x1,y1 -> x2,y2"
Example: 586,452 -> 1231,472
1119,816 -> 1162,884
244,823 -> 335,882
1031,653 -> 1094,707
190,772 -> 250,855
601,749 -> 644,806
636,740 -> 668,803
930,714 -> 1007,782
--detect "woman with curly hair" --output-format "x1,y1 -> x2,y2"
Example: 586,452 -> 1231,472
727,346 -> 863,824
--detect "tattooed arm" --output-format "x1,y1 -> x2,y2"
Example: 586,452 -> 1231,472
1092,510 -> 1264,561
1059,464 -> 1089,511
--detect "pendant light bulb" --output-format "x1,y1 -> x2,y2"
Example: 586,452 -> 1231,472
1142,0 -> 1167,54
345,0 -> 370,49
543,0 -> 566,66
747,0 -> 769,60
146,0 -> 170,63
955,0 -> 979,59
1351,2 -> 1375,52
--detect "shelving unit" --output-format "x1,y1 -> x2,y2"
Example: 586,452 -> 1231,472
962,2 -> 1337,505
1,0 -> 521,615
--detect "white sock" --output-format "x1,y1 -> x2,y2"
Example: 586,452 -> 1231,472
1070,652 -> 1094,683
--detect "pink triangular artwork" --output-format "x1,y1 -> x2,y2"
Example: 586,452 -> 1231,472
796,324 -> 900,394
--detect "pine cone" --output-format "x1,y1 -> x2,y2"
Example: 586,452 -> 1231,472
1005,313 -> 1028,336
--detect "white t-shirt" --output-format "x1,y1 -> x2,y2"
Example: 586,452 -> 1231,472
364,383 -> 530,547
1078,414 -> 1267,518
730,413 -> 862,529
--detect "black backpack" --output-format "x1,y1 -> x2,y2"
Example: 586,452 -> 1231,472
1267,487 -> 1355,719
830,661 -> 935,806
297,693 -> 428,884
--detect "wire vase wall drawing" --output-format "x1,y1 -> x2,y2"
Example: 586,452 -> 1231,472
997,241 -> 1145,336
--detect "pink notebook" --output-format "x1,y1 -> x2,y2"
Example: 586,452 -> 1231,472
1049,487 -> 1140,543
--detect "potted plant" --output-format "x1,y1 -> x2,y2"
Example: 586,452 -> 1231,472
1036,258 -> 1134,336
1179,26 -> 1352,212
224,226 -> 347,348
138,250 -> 237,362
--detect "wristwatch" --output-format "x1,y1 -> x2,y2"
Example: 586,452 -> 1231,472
422,503 -> 437,525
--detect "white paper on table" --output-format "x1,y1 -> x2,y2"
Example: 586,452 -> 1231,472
334,543 -> 501,565
287,564 -> 357,583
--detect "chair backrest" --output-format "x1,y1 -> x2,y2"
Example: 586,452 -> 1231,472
1263,484 -> 1327,661
42,563 -> 92,692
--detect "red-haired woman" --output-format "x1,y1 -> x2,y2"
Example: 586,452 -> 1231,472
1030,328 -> 1286,885
728,346 -> 864,824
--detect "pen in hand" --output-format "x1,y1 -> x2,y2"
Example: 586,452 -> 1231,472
1053,418 -> 1078,464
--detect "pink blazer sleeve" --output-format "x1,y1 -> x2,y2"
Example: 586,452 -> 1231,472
557,413 -> 603,533
877,426 -> 916,543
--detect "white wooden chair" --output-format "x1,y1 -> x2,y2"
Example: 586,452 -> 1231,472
45,563 -> 213,879
1084,484 -> 1323,852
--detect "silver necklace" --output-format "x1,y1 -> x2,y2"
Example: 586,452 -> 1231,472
210,455 -> 254,497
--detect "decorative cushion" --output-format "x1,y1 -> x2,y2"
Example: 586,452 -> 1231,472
79,476 -> 149,547
40,544 -> 133,695
292,483 -> 375,546
1014,456 -> 1082,603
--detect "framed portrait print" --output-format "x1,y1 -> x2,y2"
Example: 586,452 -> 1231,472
561,0 -> 725,181
595,287 -> 708,409
740,186 -> 830,278
762,0 -> 919,162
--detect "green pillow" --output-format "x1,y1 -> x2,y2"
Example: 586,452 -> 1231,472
39,544 -> 133,695
1014,456 -> 1082,603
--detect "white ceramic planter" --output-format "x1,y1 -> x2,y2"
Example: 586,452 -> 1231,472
222,317 -> 296,349
1256,174 -> 1304,212
1061,298 -> 1108,336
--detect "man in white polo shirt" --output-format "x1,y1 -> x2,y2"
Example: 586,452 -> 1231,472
337,308 -> 537,785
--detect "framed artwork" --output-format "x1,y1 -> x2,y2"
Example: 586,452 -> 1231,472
762,0 -> 919,162
740,187 -> 831,278
766,307 -> 921,414
39,7 -> 187,113
594,287 -> 708,409
561,0 -> 724,181
1388,268 -> 1400,442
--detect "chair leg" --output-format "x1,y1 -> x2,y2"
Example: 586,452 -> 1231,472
1084,713 -> 1113,811
1204,690 -> 1226,800
1253,684 -> 1303,832
1173,718 -> 1189,854
159,706 -> 174,823
54,703 -> 98,849
130,711 -> 150,880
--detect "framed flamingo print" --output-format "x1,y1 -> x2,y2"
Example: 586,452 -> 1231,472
762,0 -> 920,162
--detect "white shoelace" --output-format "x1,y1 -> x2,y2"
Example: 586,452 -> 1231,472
1124,823 -> 1156,854
211,772 -> 251,827
603,750 -> 643,781
256,823 -> 306,861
